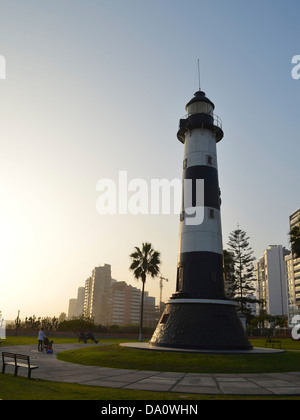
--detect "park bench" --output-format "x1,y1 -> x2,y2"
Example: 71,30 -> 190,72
2,352 -> 39,379
265,339 -> 282,349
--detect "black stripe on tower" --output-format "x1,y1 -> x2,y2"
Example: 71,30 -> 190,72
183,165 -> 220,210
175,252 -> 225,300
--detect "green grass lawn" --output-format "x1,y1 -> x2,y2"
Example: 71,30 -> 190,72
56,341 -> 300,374
1,335 -> 79,346
0,335 -> 134,346
251,338 -> 300,350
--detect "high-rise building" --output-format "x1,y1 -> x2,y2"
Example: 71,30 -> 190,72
73,263 -> 158,326
128,285 -> 142,325
285,253 -> 296,323
256,245 -> 290,316
76,287 -> 85,315
68,299 -> 78,319
68,287 -> 85,319
83,277 -> 93,318
143,292 -> 159,328
88,264 -> 112,325
285,208 -> 300,325
110,281 -> 158,326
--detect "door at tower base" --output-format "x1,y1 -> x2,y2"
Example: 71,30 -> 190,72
150,301 -> 252,350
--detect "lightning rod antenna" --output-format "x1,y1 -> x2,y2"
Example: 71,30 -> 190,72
197,59 -> 201,91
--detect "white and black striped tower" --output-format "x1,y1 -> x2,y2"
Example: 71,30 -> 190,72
175,90 -> 224,301
150,89 -> 252,350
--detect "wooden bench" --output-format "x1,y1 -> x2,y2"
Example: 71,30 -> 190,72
2,352 -> 39,379
265,339 -> 282,349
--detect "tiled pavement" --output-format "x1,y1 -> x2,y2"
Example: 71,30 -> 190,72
2,343 -> 300,396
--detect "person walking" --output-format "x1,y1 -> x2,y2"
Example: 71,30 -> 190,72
38,327 -> 45,352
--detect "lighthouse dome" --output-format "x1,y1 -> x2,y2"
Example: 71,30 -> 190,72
177,89 -> 223,143
185,90 -> 215,117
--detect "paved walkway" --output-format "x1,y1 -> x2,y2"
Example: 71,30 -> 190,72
2,343 -> 300,396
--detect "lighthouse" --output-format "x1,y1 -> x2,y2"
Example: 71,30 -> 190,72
150,89 -> 252,351
175,90 -> 224,301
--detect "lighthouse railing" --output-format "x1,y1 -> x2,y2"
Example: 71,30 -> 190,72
179,113 -> 223,130
213,114 -> 223,130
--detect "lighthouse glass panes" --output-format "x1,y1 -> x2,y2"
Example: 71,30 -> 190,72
186,101 -> 213,117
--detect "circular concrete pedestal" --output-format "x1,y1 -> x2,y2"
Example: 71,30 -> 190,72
149,299 -> 252,351
121,342 -> 284,354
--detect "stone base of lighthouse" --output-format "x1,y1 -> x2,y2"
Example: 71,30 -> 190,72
150,299 -> 252,351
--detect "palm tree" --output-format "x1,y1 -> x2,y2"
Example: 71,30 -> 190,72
129,242 -> 161,342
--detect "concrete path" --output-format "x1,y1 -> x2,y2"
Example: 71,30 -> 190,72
2,343 -> 300,396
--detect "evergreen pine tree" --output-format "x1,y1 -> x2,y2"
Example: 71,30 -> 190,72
227,226 -> 257,317
223,249 -> 235,300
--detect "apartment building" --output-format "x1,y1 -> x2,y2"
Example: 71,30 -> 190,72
110,281 -> 158,326
286,208 -> 300,324
68,287 -> 85,319
286,253 -> 297,321
86,264 -> 112,325
256,245 -> 289,316
111,281 -> 141,325
83,277 -> 93,319
70,263 -> 158,326
68,299 -> 78,319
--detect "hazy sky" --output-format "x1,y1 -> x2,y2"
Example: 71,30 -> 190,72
1,0 -> 300,320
